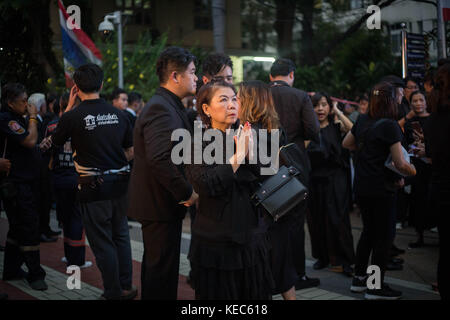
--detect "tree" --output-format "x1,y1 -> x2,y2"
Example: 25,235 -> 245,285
0,0 -> 63,93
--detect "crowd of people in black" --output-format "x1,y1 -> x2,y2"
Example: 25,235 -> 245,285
0,47 -> 448,301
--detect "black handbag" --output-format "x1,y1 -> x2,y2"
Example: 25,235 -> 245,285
251,165 -> 308,221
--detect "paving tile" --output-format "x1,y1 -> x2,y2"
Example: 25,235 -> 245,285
46,294 -> 69,300
298,288 -> 330,298
311,292 -> 343,300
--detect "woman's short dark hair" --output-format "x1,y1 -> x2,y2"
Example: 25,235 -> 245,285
73,63 -> 104,93
429,63 -> 450,113
1,83 -> 26,110
195,80 -> 236,128
368,81 -> 398,120
270,58 -> 296,77
202,53 -> 233,78
409,90 -> 426,103
156,46 -> 196,84
311,92 -> 334,122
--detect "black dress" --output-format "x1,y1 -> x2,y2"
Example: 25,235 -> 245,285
404,116 -> 435,233
185,128 -> 274,300
306,122 -> 355,267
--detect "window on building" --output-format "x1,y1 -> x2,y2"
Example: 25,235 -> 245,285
115,0 -> 153,25
194,0 -> 212,30
391,32 -> 402,55
350,0 -> 365,10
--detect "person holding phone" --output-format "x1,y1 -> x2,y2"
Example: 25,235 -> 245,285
0,83 -> 47,291
404,91 -> 434,248
343,81 -> 416,300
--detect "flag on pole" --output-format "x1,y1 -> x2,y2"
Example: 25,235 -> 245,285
442,0 -> 450,21
58,0 -> 102,87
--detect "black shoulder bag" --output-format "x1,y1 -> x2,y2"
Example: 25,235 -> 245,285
251,130 -> 309,222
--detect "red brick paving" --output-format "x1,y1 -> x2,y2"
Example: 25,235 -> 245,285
1,217 -> 195,300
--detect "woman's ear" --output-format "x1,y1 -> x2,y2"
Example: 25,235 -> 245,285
202,103 -> 209,117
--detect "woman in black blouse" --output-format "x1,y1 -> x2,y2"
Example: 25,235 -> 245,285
342,81 -> 416,300
185,81 -> 273,300
426,63 -> 450,300
306,92 -> 355,276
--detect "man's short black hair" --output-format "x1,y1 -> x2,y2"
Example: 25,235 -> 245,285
111,87 -> 127,100
156,46 -> 196,84
270,58 -> 296,77
128,91 -> 142,105
404,76 -> 418,85
73,63 -> 104,93
1,83 -> 26,110
202,53 -> 233,77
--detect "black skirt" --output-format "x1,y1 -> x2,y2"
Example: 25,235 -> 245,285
188,232 -> 274,300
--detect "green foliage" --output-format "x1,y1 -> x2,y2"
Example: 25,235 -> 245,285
98,32 -> 167,101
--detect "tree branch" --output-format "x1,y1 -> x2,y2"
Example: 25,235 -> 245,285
316,0 -> 397,63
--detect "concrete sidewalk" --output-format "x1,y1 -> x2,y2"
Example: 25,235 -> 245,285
0,210 -> 441,300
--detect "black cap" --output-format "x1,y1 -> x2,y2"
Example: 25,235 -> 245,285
380,75 -> 405,88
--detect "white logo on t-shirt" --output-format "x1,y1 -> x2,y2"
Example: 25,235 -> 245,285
84,113 -> 119,130
84,115 -> 96,130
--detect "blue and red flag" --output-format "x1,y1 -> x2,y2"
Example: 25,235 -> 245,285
58,0 -> 102,87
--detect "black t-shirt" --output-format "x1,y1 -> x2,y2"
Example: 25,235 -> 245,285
351,114 -> 403,197
426,110 -> 450,185
45,118 -> 78,187
51,98 -> 133,176
0,110 -> 41,182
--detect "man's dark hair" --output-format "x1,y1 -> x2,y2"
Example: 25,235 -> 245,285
156,46 -> 196,84
73,63 -> 104,93
1,83 -> 26,111
404,76 -> 418,85
202,53 -> 233,77
380,75 -> 404,88
111,87 -> 127,100
128,91 -> 142,105
270,58 -> 296,77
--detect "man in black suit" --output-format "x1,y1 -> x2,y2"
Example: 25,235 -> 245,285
269,58 -> 321,290
127,47 -> 199,300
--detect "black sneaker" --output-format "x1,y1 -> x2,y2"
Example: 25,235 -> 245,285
313,260 -> 328,270
350,276 -> 367,293
365,284 -> 402,300
295,275 -> 320,290
29,279 -> 48,291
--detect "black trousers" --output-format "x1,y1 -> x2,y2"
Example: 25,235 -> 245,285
38,165 -> 53,235
79,195 -> 133,299
139,219 -> 183,300
290,202 -> 307,277
355,194 -> 393,283
2,181 -> 46,283
55,185 -> 85,266
434,183 -> 450,300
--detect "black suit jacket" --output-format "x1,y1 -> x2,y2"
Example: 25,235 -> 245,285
127,87 -> 193,222
269,81 -> 320,151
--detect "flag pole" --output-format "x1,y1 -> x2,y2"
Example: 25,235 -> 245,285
437,0 -> 447,59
